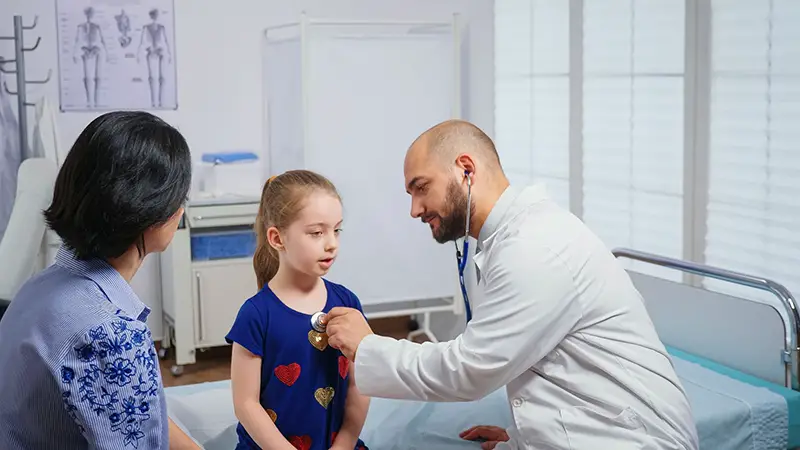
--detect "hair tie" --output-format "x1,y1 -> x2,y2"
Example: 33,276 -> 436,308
268,175 -> 277,184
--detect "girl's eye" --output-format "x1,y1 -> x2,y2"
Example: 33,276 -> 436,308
334,228 -> 342,234
310,231 -> 323,237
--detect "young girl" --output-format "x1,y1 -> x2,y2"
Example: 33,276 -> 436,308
226,170 -> 370,450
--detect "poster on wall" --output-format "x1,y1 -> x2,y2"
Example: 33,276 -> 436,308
55,0 -> 177,111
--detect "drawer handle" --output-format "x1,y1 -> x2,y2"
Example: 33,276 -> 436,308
192,213 -> 255,221
195,272 -> 204,342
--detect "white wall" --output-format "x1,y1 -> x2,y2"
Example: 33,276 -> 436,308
0,0 -> 494,340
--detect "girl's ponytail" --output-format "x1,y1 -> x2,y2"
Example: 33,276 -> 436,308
253,176 -> 279,289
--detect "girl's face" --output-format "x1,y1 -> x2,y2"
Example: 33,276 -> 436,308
271,191 -> 343,278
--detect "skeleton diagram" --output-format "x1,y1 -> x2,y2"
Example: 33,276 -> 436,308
72,7 -> 108,108
137,8 -> 172,108
115,10 -> 132,48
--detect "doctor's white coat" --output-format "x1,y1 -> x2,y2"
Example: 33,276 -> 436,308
354,185 -> 699,450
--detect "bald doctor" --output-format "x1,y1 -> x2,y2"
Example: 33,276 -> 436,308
324,120 -> 699,450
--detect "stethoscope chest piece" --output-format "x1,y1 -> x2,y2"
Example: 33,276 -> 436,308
310,311 -> 327,333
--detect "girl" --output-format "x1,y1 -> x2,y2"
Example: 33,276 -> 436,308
226,170 -> 370,450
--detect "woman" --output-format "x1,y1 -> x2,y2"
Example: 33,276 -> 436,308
0,111 -> 199,449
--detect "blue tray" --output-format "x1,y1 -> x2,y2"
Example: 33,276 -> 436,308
191,230 -> 256,261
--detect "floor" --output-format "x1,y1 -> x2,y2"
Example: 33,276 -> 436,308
159,316 -> 415,387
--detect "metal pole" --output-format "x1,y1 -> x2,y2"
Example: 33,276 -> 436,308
13,16 -> 28,156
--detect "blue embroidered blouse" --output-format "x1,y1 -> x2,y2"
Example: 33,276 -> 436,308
0,247 -> 167,449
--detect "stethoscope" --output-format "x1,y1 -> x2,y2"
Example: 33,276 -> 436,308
456,170 -> 473,323
309,170 -> 475,333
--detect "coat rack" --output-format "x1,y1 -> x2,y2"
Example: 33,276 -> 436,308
0,15 -> 52,155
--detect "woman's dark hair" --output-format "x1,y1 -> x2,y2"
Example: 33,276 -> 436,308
44,111 -> 192,260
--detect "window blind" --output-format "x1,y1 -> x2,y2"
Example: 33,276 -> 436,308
704,0 -> 800,302
494,0 -> 571,210
581,0 -> 686,280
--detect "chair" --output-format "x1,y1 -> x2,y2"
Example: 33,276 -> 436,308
0,157 -> 57,304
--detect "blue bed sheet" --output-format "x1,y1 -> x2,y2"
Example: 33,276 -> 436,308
164,349 -> 796,450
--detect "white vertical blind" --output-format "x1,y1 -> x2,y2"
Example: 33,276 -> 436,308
494,0 -> 800,298
581,0 -> 686,280
494,0 -> 571,209
704,0 -> 800,301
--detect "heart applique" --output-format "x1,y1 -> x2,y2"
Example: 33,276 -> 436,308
338,355 -> 349,379
288,435 -> 312,450
266,409 -> 277,422
308,330 -> 328,351
274,363 -> 301,386
314,386 -> 335,409
331,432 -> 338,444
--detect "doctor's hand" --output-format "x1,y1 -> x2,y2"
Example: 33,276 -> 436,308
460,425 -> 509,450
323,307 -> 373,361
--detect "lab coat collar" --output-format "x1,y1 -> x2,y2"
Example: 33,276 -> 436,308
476,183 -> 549,252
55,245 -> 151,322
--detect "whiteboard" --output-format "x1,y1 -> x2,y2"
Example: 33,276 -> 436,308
264,21 -> 460,306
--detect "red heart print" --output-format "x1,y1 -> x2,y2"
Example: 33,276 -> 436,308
338,356 -> 349,379
288,435 -> 312,450
274,363 -> 301,386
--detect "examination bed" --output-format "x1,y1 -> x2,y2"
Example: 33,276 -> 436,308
164,248 -> 800,450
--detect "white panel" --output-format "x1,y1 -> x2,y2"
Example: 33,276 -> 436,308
705,0 -> 800,303
264,31 -> 303,175
494,0 -> 570,211
628,271 -> 787,386
582,1 -> 685,282
303,23 -> 457,305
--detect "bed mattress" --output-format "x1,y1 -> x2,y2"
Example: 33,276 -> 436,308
667,346 -> 800,449
165,348 -> 800,450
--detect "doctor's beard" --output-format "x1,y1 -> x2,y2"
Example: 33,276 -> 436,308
430,178 -> 475,244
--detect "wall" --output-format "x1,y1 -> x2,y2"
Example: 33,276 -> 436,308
0,0 -> 493,340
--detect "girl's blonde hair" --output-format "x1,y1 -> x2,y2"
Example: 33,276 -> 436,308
253,170 -> 341,289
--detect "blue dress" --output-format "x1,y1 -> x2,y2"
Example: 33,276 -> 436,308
226,279 -> 369,450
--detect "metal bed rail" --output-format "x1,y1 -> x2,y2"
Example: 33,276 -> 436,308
612,247 -> 800,390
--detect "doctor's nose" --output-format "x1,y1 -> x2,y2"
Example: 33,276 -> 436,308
410,199 -> 424,219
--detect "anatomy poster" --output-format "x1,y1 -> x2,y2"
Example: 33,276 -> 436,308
55,0 -> 177,111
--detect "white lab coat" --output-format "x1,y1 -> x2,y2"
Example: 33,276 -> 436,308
30,96 -> 62,166
0,70 -> 21,241
354,185 -> 700,450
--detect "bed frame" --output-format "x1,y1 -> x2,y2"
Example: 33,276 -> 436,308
613,247 -> 800,390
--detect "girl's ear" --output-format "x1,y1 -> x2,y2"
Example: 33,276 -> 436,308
267,226 -> 284,251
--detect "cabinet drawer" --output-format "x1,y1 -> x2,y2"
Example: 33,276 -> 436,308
192,260 -> 258,347
186,202 -> 259,229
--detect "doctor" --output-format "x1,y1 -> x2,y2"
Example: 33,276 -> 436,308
324,120 -> 699,449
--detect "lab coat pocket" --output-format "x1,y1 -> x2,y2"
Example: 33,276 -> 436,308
560,406 -> 655,450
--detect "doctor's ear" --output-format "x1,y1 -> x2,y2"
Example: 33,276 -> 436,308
454,154 -> 476,179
